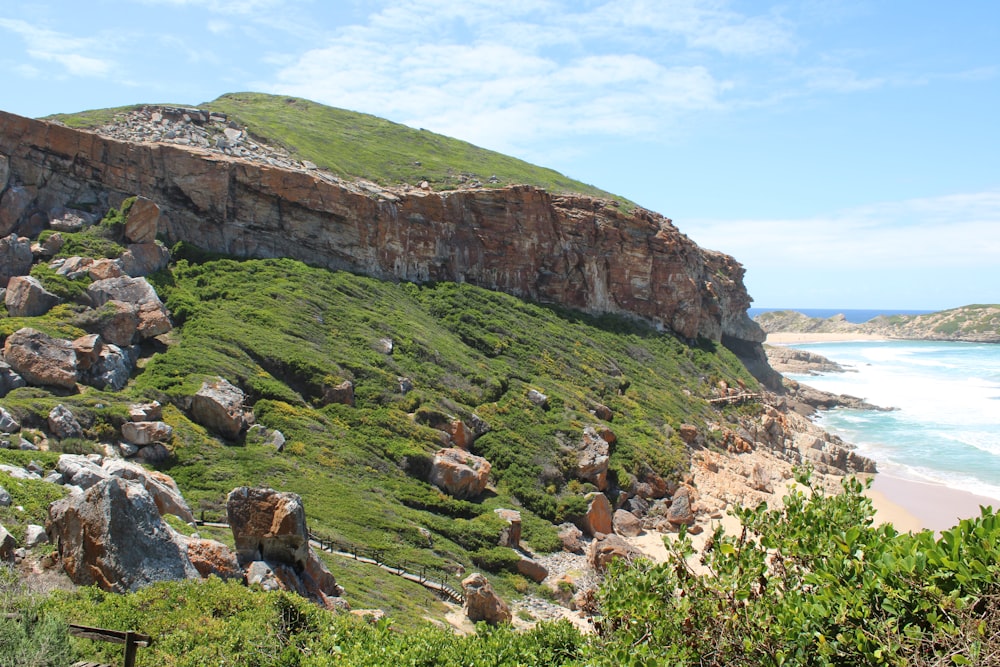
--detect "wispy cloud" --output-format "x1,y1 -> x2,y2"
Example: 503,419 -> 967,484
0,17 -> 114,78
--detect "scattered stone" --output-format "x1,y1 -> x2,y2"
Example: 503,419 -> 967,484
24,524 -> 48,548
191,377 -> 254,439
526,389 -> 549,408
0,464 -> 39,480
516,556 -> 549,583
3,328 -> 79,389
38,232 -> 64,256
245,424 -> 285,451
56,454 -> 109,490
120,242 -> 170,277
71,333 -> 103,371
613,508 -> 643,537
463,573 -> 511,625
0,486 -> 10,507
48,404 -> 84,440
136,443 -> 171,464
4,275 -> 60,317
85,300 -> 141,347
590,401 -> 613,421
322,380 -> 355,407
679,423 -> 699,444
129,401 -> 162,421
87,258 -> 124,281
557,522 -> 584,553
667,487 -> 696,527
429,447 -> 491,499
121,421 -> 173,445
48,207 -> 94,233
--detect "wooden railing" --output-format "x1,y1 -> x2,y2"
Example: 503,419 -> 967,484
69,624 -> 151,667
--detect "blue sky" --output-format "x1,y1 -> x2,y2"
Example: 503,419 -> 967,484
1,1 -> 998,310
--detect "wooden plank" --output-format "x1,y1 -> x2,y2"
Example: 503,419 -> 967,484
68,623 -> 152,647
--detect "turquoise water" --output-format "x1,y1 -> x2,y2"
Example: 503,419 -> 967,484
783,340 -> 1000,502
749,308 -> 934,324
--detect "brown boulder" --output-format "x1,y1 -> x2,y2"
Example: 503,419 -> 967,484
176,535 -> 242,580
191,377 -> 254,439
667,487 -> 696,527
87,259 -> 124,281
577,426 -> 610,490
87,300 -> 141,347
46,477 -> 198,592
321,380 -> 355,407
613,508 -> 643,537
72,333 -> 103,371
429,447 -> 491,499
579,492 -> 613,537
516,556 -> 549,583
124,196 -> 160,243
557,522 -> 584,553
4,275 -> 59,317
587,533 -> 639,571
463,573 -> 511,625
679,423 -> 699,444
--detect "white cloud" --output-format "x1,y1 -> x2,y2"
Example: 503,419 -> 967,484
686,190 -> 1000,272
0,17 -> 115,78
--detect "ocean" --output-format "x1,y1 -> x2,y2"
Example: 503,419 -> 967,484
782,340 -> 1000,504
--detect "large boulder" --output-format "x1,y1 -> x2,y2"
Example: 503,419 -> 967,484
174,534 -> 242,580
84,300 -> 141,347
46,477 -> 198,592
0,524 -> 15,561
192,377 -> 254,439
226,486 -> 309,568
4,275 -> 59,317
429,447 -> 491,499
2,328 -> 78,389
121,421 -> 173,445
0,407 -> 19,434
87,276 -> 171,340
613,508 -> 643,537
83,343 -> 136,391
462,573 -> 511,625
0,234 -> 32,287
667,487 -> 696,527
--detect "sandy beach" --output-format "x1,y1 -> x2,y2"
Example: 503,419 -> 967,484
866,473 -> 1000,533
765,332 -> 889,345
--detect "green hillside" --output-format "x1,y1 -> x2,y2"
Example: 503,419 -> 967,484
46,92 -> 626,199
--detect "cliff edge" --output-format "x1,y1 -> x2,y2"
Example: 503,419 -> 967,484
0,107 -> 775,385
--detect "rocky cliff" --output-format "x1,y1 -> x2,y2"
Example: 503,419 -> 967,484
0,109 -> 773,383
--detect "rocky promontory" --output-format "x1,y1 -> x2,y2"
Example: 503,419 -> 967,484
756,307 -> 1000,343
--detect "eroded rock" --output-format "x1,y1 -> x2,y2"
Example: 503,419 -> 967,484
429,447 -> 491,499
463,573 -> 511,625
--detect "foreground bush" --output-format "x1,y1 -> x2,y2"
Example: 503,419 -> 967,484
594,473 -> 1000,666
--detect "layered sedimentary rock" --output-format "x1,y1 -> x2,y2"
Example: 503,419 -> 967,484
0,110 -> 773,382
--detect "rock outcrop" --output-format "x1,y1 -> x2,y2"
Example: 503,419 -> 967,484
0,109 -> 772,383
191,377 -> 254,439
462,572 -> 511,625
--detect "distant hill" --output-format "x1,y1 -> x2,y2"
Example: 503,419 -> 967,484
755,305 -> 1000,343
46,92 -> 628,202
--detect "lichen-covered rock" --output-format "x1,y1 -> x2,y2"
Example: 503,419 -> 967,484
46,477 -> 198,592
102,459 -> 193,523
462,573 -> 511,625
120,242 -> 170,277
429,447 -> 491,499
3,328 -> 78,389
121,421 -> 173,446
4,275 -> 59,317
56,454 -> 109,490
48,404 -> 83,440
174,534 -> 241,580
191,377 -> 254,439
0,234 -> 32,288
226,486 -> 309,568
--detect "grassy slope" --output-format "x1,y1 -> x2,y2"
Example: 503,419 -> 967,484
45,92 -> 626,200
1,249 -> 757,616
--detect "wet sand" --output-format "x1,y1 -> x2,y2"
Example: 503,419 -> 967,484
866,473 -> 999,533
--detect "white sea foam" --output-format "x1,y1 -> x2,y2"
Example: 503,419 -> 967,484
791,340 -> 1000,504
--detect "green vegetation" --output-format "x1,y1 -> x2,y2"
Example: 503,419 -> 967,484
2,476 -> 997,666
48,92 -> 628,201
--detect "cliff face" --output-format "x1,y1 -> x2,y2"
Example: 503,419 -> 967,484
0,110 -> 773,381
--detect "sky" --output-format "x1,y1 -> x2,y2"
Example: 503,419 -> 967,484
1,1 -> 998,310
